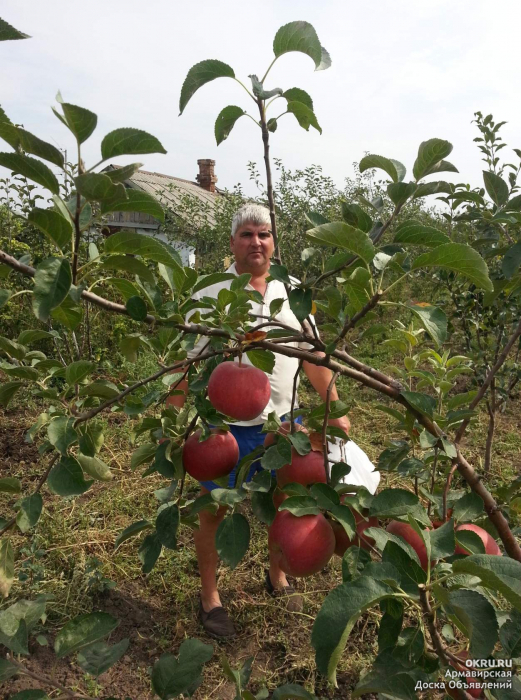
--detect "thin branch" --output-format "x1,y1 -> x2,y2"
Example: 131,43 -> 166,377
322,371 -> 339,485
290,359 -> 303,432
334,292 -> 382,343
256,98 -> 280,263
6,654 -> 95,699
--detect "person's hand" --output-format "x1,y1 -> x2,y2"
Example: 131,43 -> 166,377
327,415 -> 350,438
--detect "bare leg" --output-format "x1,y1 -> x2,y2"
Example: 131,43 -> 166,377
193,486 -> 227,611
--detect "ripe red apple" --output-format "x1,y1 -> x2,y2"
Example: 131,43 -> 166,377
331,508 -> 379,556
455,523 -> 501,556
263,421 -> 306,448
386,520 -> 429,570
276,449 -> 327,488
208,362 -> 271,421
182,428 -> 239,481
268,510 -> 335,577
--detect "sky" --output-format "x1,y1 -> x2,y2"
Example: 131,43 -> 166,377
1,0 -> 520,197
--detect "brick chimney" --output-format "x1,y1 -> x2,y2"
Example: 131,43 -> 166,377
196,159 -> 217,192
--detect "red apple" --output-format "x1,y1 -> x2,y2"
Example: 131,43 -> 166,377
208,362 -> 271,421
276,449 -> 327,488
331,508 -> 379,556
386,520 -> 429,570
263,421 -> 306,448
268,510 -> 335,577
455,523 -> 501,556
182,428 -> 239,481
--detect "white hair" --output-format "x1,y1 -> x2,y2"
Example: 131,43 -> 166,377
231,203 -> 271,237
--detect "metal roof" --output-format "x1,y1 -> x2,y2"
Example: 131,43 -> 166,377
105,165 -> 219,227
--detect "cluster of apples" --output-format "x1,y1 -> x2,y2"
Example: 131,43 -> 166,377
183,362 -> 271,481
181,361 -> 502,584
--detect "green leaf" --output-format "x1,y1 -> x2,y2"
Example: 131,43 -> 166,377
288,288 -> 312,322
0,122 -> 63,167
10,690 -> 48,699
152,638 -> 213,699
387,181 -> 417,206
216,513 -> 250,569
0,289 -> 10,309
115,520 -> 153,550
341,203 -> 372,233
0,657 -> 18,682
55,612 -> 119,658
359,155 -> 400,183
192,272 -> 236,294
104,162 -> 143,182
267,264 -> 292,285
0,17 -> 30,40
452,492 -> 484,523
0,538 -> 14,597
413,139 -> 453,181
287,101 -> 322,134
401,390 -> 436,418
271,685 -> 316,700
101,127 -> 166,159
47,416 -> 77,454
100,187 -> 165,222
99,256 -> 156,285
483,170 -> 509,206
369,488 -> 430,527
453,555 -> 521,610
429,518 -> 455,560
156,504 -> 180,550
411,243 -> 493,292
28,207 -> 73,251
251,490 -> 276,526
0,152 -> 60,194
32,257 -> 72,322
215,105 -> 246,146
48,456 -> 92,497
407,303 -> 447,347
502,242 -> 521,279
273,21 -> 323,69
283,88 -> 313,110
131,443 -> 156,471
279,496 -> 321,517
312,577 -> 396,684
393,220 -> 450,247
0,381 -> 24,407
0,477 -> 21,494
54,100 -> 97,144
179,59 -> 235,115
352,663 -> 417,699
499,610 -> 521,657
65,360 -> 95,385
51,296 -> 82,330
75,173 -> 126,201
104,230 -> 182,270
79,380 -> 119,399
306,222 -> 375,264
382,542 -> 426,596
77,454 -> 113,482
16,494 -> 43,533
446,588 -> 498,658
125,296 -> 148,322
246,349 -> 275,374
77,638 -> 129,677
138,533 -> 162,573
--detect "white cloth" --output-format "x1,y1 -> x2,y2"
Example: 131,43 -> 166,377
186,263 -> 317,426
328,439 -> 380,494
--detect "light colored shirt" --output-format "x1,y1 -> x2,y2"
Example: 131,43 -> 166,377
186,262 -> 317,426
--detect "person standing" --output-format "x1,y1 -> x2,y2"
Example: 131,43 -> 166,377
168,204 -> 350,638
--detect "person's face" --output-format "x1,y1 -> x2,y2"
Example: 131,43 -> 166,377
230,221 -> 274,273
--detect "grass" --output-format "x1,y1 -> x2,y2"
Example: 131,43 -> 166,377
1,339 -> 520,699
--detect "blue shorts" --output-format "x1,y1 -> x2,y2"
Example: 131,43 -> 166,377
200,414 -> 302,491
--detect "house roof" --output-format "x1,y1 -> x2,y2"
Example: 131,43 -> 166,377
104,165 -> 219,227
